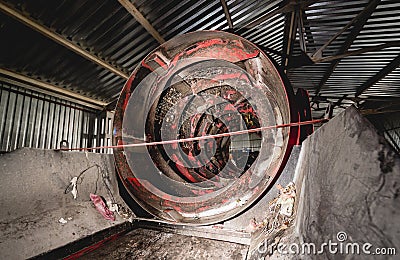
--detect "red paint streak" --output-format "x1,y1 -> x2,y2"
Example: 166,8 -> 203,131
127,177 -> 142,187
63,232 -> 125,260
170,39 -> 260,68
223,104 -> 236,112
191,189 -> 214,196
187,151 -> 196,162
190,114 -> 202,137
141,59 -> 153,71
186,39 -> 225,55
142,52 -> 169,71
215,122 -> 224,128
171,154 -> 197,182
237,105 -> 255,115
153,56 -> 168,70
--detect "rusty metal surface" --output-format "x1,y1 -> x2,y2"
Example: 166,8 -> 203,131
113,31 -> 295,225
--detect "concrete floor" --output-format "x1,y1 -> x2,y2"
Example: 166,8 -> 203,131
80,228 -> 248,260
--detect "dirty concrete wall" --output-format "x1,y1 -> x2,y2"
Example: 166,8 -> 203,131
0,148 -> 129,259
293,106 -> 399,259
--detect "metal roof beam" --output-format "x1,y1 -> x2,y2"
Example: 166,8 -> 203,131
297,9 -> 307,53
356,54 -> 400,96
0,2 -> 129,80
289,41 -> 400,68
118,0 -> 165,44
313,41 -> 400,63
314,0 -> 380,95
243,0 -> 318,29
311,0 -> 380,60
302,10 -> 315,49
0,68 -> 107,110
220,0 -> 234,30
282,11 -> 297,71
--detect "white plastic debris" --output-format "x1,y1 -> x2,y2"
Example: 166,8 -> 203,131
276,182 -> 296,217
278,197 -> 295,216
107,201 -> 119,212
58,217 -> 68,224
70,177 -> 78,199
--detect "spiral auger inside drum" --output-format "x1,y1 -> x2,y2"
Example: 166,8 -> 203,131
113,31 -> 298,225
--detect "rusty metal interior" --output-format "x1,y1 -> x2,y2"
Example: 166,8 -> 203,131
0,0 -> 399,259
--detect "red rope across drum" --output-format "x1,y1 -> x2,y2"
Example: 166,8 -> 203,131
57,118 -> 328,151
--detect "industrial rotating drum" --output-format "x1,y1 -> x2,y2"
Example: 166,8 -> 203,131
113,31 -> 300,225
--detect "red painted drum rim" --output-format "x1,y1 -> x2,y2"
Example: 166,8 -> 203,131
113,31 -> 295,225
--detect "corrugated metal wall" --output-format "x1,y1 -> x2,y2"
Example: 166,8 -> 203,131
382,115 -> 400,154
367,112 -> 400,154
0,80 -> 113,153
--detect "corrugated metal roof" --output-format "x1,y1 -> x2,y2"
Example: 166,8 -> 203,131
235,0 -> 285,64
287,0 -> 370,96
320,0 -> 400,96
0,0 -> 399,119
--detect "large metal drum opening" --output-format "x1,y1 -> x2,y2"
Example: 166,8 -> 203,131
113,31 -> 292,225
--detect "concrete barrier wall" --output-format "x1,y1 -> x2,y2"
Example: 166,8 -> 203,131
0,149 -> 129,259
293,106 -> 399,259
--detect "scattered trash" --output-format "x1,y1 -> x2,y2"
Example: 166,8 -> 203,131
117,204 -> 134,220
107,201 -> 119,212
70,177 -> 78,199
247,182 -> 296,234
276,182 -> 296,217
58,217 -> 68,224
106,201 -> 134,221
279,198 -> 294,217
90,193 -> 115,221
64,164 -> 109,200
62,165 -> 135,223
246,218 -> 259,233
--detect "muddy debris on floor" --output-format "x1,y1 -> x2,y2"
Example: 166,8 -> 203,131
79,228 -> 249,260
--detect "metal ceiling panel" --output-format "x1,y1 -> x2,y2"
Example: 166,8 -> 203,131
0,0 -> 399,115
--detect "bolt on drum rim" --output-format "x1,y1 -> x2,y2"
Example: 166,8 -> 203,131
113,31 -> 292,225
